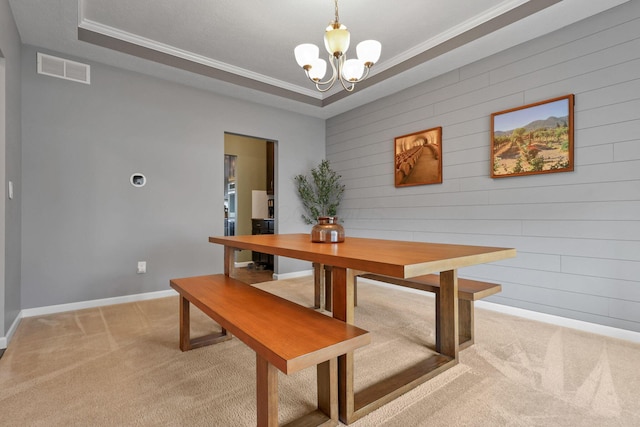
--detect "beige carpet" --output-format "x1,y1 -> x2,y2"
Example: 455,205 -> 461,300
1,276 -> 639,426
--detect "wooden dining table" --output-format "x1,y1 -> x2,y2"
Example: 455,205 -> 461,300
209,233 -> 516,424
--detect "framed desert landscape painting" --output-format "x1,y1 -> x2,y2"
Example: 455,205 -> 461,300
491,94 -> 574,178
394,127 -> 442,187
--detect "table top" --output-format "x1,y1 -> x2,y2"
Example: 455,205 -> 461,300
209,233 -> 516,278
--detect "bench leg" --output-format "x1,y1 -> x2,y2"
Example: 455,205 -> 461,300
317,358 -> 338,424
257,354 -> 279,427
179,295 -> 191,351
459,300 -> 474,350
256,354 -> 339,427
178,295 -> 231,352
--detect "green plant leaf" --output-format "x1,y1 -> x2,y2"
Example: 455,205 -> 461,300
294,160 -> 344,224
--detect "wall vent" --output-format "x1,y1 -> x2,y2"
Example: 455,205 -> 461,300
37,52 -> 90,85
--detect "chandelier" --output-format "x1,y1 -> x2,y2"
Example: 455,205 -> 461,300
294,0 -> 381,93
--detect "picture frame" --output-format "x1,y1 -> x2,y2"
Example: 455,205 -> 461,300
394,127 -> 443,187
491,94 -> 574,178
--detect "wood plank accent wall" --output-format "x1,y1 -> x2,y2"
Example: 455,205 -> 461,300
326,1 -> 640,332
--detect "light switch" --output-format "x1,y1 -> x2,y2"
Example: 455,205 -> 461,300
8,181 -> 13,200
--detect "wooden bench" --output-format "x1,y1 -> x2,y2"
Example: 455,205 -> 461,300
314,267 -> 500,351
170,274 -> 370,427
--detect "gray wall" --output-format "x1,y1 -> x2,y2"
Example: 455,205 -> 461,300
20,45 -> 323,309
328,1 -> 640,332
0,0 -> 22,339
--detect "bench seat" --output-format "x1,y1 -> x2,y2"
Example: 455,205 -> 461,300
170,274 -> 370,427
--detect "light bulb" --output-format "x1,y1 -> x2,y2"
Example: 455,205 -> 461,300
308,58 -> 327,81
342,59 -> 365,81
294,44 -> 319,68
356,40 -> 381,66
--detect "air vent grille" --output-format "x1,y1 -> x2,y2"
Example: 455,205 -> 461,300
37,52 -> 90,85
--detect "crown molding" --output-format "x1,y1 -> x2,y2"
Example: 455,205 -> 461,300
76,15 -> 322,100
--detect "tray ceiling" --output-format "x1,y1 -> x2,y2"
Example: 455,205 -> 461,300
9,0 -> 630,118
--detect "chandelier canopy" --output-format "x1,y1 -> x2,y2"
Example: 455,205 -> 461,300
294,0 -> 381,93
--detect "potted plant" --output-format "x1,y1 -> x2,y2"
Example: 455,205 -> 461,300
294,160 -> 345,242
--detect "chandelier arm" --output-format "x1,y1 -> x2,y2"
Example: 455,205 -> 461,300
339,76 -> 356,92
301,69 -> 334,92
355,66 -> 371,82
336,55 -> 356,92
313,54 -> 340,86
306,54 -> 341,92
315,79 -> 336,92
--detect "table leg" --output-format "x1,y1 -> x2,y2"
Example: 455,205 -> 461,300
331,267 -> 355,323
333,268 -> 356,423
337,269 -> 460,424
221,246 -> 236,339
325,266 -> 333,311
313,263 -> 322,309
438,270 -> 459,359
224,246 -> 235,277
313,263 -> 334,311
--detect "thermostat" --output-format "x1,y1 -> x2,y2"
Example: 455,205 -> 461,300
130,173 -> 146,187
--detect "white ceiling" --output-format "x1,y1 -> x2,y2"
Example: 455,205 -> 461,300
8,0 -> 630,118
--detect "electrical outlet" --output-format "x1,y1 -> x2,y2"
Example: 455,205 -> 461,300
137,261 -> 146,274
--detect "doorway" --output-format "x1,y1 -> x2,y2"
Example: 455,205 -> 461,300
224,133 -> 276,283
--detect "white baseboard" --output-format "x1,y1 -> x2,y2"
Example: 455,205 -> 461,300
1,289 -> 178,349
20,289 -> 178,318
1,311 -> 24,349
475,300 -> 640,344
273,269 -> 313,280
11,271 -> 310,326
358,277 -> 640,344
3,272 -> 639,349
16,273 -> 313,321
